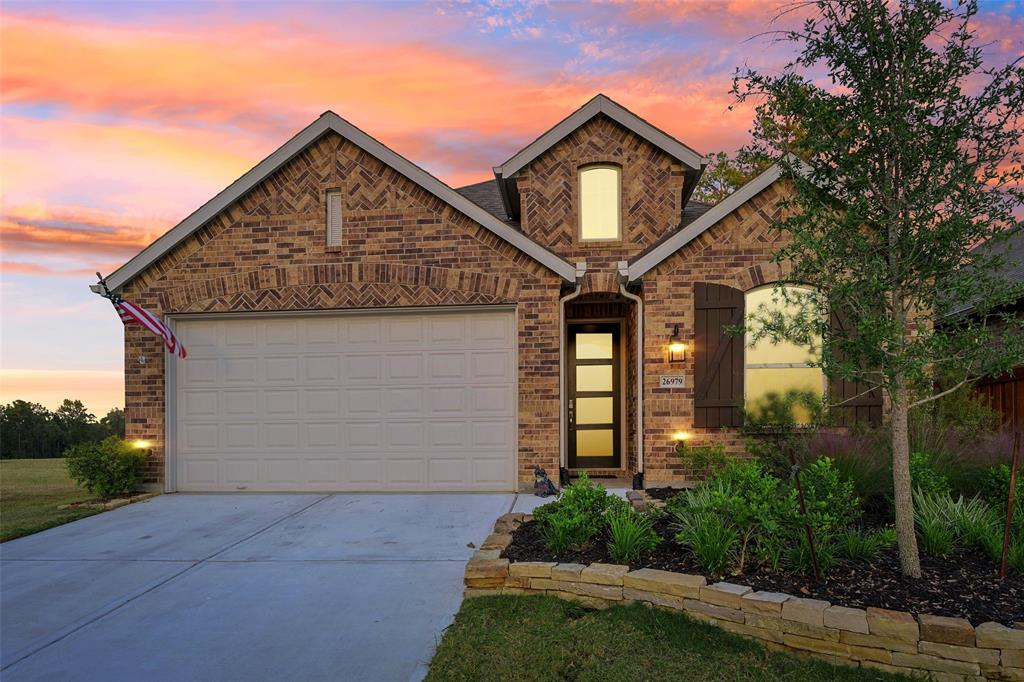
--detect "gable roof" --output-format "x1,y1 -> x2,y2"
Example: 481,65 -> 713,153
495,94 -> 706,178
97,111 -> 577,292
625,164 -> 785,282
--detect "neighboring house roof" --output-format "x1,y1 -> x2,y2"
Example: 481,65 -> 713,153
454,179 -> 515,225
97,111 -> 578,292
626,164 -> 785,282
943,228 -> 1024,318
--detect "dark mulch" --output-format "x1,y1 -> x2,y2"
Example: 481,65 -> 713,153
503,519 -> 1024,626
645,486 -> 688,501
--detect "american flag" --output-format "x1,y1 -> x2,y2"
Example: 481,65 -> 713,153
110,295 -> 187,359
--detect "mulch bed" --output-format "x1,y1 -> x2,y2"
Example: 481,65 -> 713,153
503,519 -> 1024,626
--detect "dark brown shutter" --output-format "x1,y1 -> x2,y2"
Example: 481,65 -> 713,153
694,283 -> 745,428
828,308 -> 883,427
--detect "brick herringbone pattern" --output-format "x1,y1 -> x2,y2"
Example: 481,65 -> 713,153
517,114 -> 686,286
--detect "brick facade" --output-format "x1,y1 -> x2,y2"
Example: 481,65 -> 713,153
640,181 -> 793,482
122,131 -> 564,487
516,113 -> 687,281
118,106 -> 793,490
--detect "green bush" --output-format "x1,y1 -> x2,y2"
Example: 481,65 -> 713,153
706,460 -> 797,571
982,464 -> 1023,530
675,514 -> 738,576
64,436 -> 148,499
787,531 -> 836,576
535,473 -> 618,553
607,507 -> 661,564
798,457 -> 861,535
836,528 -> 895,562
909,452 -> 953,497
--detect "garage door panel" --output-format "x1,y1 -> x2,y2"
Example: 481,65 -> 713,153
175,310 -> 516,492
304,355 -> 341,381
386,354 -> 423,380
304,388 -> 341,415
427,386 -> 466,414
224,322 -> 257,347
345,355 -> 381,381
345,388 -> 380,414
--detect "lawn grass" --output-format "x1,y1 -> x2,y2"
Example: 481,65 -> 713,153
0,458 -> 100,542
427,595 -> 909,682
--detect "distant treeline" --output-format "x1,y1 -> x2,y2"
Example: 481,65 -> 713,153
0,400 -> 125,459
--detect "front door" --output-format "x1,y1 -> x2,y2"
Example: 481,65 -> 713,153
567,322 -> 621,469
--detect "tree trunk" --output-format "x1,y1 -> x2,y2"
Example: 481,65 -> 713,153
890,385 -> 922,577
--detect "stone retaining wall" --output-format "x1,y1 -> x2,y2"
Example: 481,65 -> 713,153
466,513 -> 1024,682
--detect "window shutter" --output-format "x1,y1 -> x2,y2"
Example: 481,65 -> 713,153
326,190 -> 343,246
694,282 -> 745,428
828,308 -> 882,426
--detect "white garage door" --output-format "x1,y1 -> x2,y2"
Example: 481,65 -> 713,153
172,309 -> 516,492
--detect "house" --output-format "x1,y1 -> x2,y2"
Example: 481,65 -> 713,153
93,94 -> 880,493
943,229 -> 1024,432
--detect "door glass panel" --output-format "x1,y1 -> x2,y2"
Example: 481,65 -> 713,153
576,397 -> 613,424
576,365 -> 612,392
576,429 -> 614,458
576,333 -> 613,359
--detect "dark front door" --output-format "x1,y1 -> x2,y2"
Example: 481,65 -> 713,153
567,322 -> 621,469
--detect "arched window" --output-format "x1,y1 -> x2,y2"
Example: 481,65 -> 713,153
744,285 -> 824,423
578,165 -> 621,241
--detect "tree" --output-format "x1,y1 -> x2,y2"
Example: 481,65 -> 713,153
0,401 -> 57,458
692,151 -> 773,204
100,407 -> 126,439
734,0 -> 1024,577
53,399 -> 100,452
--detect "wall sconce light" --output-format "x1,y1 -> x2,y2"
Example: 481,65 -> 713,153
132,439 -> 152,450
668,325 -> 686,363
672,431 -> 691,454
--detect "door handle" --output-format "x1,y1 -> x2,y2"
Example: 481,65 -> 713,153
568,399 -> 574,426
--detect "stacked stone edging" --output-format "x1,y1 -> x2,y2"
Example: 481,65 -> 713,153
465,513 -> 1024,682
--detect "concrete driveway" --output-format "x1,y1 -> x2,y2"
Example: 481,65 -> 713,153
1,492 -> 547,682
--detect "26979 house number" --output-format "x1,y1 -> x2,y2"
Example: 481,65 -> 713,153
659,375 -> 685,388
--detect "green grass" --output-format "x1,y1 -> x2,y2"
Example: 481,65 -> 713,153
0,458 -> 100,542
427,595 -> 909,682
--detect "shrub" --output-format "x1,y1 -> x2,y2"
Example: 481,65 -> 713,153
787,531 -> 836,576
982,464 -> 1023,526
910,452 -> 953,497
707,460 -> 797,571
675,441 -> 727,477
607,507 -> 661,564
64,436 -> 148,499
675,514 -> 738,576
836,528 -> 895,562
798,456 -> 861,535
918,517 -> 955,556
535,473 -> 617,553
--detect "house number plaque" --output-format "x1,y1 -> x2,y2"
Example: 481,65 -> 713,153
659,375 -> 686,388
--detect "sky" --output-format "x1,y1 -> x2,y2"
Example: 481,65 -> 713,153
1,0 -> 1022,417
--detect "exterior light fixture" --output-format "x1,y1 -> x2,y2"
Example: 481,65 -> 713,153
132,439 -> 152,450
672,431 -> 691,455
668,325 -> 686,363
